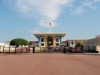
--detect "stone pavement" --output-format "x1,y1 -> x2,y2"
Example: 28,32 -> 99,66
0,53 -> 100,75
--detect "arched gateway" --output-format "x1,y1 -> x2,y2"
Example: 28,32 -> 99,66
33,33 -> 66,51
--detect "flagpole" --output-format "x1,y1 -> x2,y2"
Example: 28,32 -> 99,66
49,21 -> 51,33
49,24 -> 50,33
50,23 -> 51,33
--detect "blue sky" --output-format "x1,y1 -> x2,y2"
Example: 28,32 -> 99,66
0,0 -> 100,43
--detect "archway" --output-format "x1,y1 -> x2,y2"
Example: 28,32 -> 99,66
47,36 -> 53,47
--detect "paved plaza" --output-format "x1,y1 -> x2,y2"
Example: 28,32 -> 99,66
0,53 -> 100,75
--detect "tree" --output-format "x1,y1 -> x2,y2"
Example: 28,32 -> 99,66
75,41 -> 83,47
10,38 -> 28,47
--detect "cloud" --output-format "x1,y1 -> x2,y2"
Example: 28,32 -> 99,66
94,0 -> 100,2
39,18 -> 57,27
3,0 -> 100,24
71,0 -> 100,15
83,0 -> 97,9
83,1 -> 93,7
4,0 -> 73,27
72,6 -> 85,15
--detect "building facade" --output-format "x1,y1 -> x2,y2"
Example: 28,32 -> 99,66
33,33 -> 66,50
63,39 -> 88,47
84,36 -> 100,53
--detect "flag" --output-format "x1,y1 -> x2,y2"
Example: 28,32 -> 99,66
49,22 -> 51,27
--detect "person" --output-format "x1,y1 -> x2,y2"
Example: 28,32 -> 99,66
63,46 -> 66,53
33,45 -> 35,53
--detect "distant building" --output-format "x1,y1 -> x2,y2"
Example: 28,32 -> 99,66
62,36 -> 100,53
0,43 -> 5,46
84,37 -> 100,47
28,41 -> 38,47
83,36 -> 100,52
62,39 -> 88,47
96,35 -> 100,38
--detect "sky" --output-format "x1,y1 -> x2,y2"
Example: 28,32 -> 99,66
0,0 -> 100,43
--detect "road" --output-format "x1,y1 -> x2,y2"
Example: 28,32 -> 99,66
0,53 -> 100,75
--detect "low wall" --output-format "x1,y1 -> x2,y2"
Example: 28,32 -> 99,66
0,46 -> 16,53
96,46 -> 100,53
3,47 -> 15,52
0,46 -> 4,52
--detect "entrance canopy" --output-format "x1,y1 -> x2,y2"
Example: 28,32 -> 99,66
33,33 -> 66,38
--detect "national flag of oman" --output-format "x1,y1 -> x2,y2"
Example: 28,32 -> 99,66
49,22 -> 51,27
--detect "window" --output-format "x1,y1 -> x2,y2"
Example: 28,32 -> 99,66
66,42 -> 69,47
41,37 -> 44,42
56,37 -> 59,42
72,42 -> 73,45
55,37 -> 60,47
56,43 -> 59,47
40,37 -> 45,47
41,43 -> 44,46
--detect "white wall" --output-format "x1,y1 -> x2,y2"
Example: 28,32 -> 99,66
96,46 -> 100,53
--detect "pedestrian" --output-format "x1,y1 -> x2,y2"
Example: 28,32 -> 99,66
63,46 -> 66,53
33,45 -> 35,53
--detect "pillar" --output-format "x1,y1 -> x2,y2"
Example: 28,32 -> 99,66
59,36 -> 62,46
53,36 -> 55,47
44,36 -> 47,48
37,36 -> 41,46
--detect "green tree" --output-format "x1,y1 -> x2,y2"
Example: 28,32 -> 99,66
75,41 -> 83,47
10,38 -> 28,47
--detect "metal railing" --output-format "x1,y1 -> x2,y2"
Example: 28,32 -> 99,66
0,46 -> 33,54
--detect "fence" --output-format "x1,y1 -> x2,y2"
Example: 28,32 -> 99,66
0,46 -> 98,54
65,47 -> 83,53
0,46 -> 33,53
65,46 -> 98,53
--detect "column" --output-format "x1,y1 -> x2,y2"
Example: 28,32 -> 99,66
37,36 -> 41,46
45,36 -> 47,48
59,36 -> 62,46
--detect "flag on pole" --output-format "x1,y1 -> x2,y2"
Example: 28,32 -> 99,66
49,21 -> 51,27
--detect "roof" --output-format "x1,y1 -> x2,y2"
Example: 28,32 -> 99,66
33,33 -> 66,37
66,39 -> 88,41
6,40 -> 11,42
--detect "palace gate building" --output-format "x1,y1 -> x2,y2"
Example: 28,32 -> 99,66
33,33 -> 66,50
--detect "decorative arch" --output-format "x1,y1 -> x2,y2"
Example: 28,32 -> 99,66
55,37 -> 60,43
41,37 -> 45,42
40,37 -> 45,47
